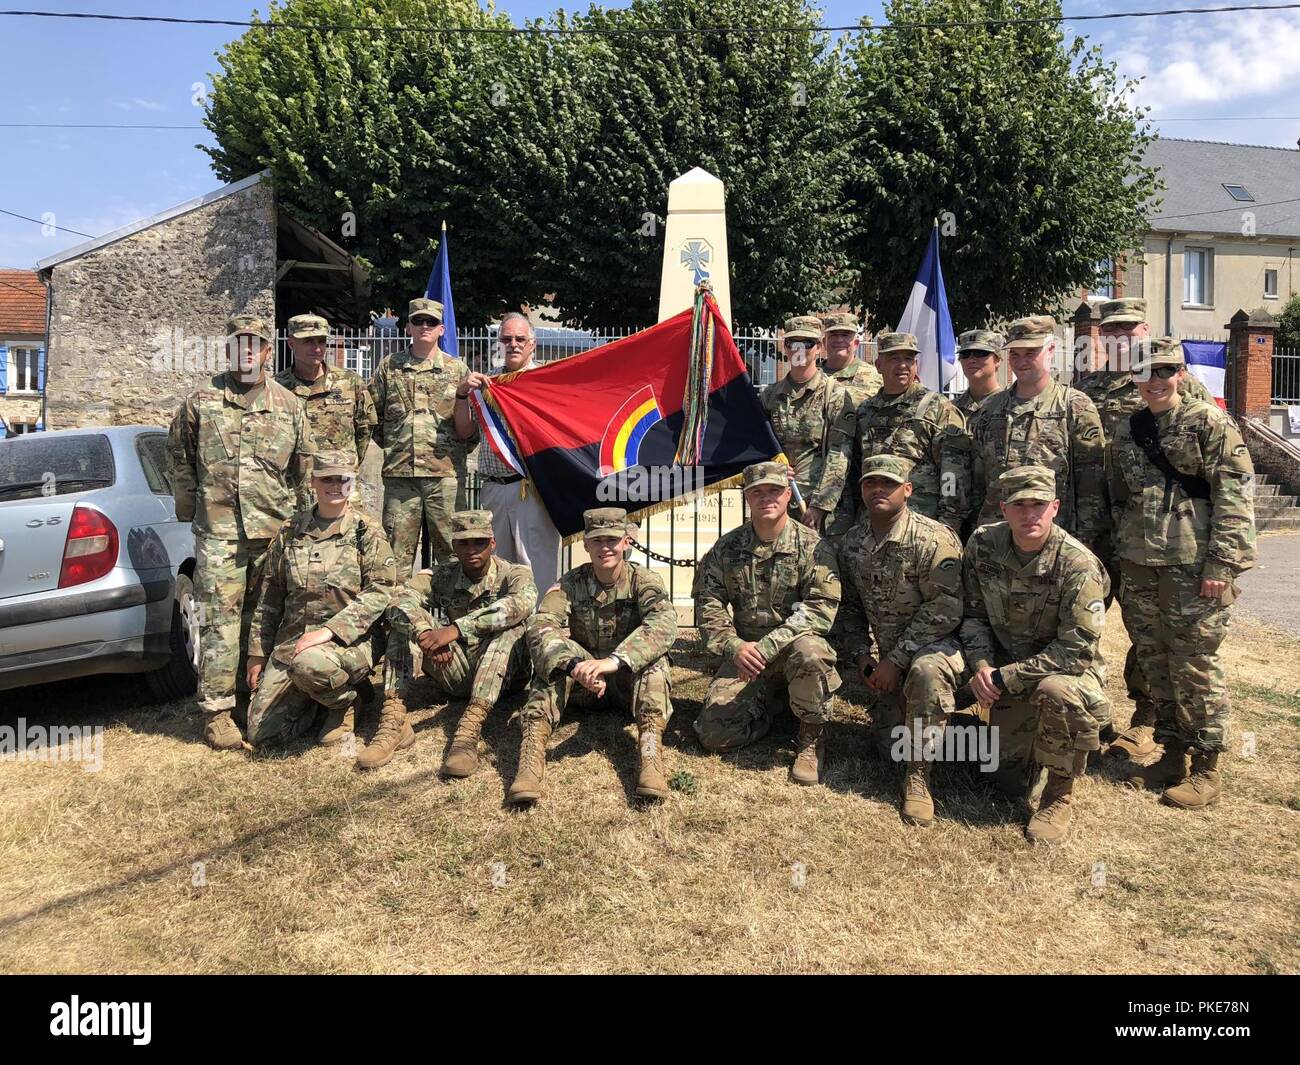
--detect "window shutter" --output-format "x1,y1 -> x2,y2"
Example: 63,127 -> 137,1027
36,345 -> 46,391
0,344 -> 8,393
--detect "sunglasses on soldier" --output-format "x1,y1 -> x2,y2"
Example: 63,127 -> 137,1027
410,316 -> 440,327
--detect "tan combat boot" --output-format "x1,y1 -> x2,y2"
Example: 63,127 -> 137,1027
1026,753 -> 1086,845
441,699 -> 492,778
203,711 -> 245,751
900,761 -> 934,827
318,705 -> 355,746
635,715 -> 670,801
1162,749 -> 1222,810
506,716 -> 552,805
1125,739 -> 1188,791
790,720 -> 825,786
355,693 -> 415,770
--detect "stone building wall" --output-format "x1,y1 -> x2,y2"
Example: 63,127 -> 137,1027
44,180 -> 276,429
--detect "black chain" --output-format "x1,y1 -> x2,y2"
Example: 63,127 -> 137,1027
629,537 -> 697,567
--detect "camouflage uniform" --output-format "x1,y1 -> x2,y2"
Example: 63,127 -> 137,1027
822,313 -> 883,540
369,297 -> 468,574
836,462 -> 965,756
275,314 -> 376,467
693,467 -> 842,752
385,528 -> 537,710
246,467 -> 398,745
960,468 -> 1112,792
166,316 -> 315,741
963,318 -> 1106,545
761,316 -> 855,528
1110,348 -> 1256,754
938,329 -> 1005,537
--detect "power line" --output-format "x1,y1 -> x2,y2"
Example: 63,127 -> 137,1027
0,122 -> 203,129
1,4 -> 1298,35
1154,195 -> 1300,221
0,208 -> 95,238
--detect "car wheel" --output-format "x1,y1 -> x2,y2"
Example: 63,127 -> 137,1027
145,571 -> 200,701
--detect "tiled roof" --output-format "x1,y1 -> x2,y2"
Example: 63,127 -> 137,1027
0,269 -> 47,335
1146,138 -> 1300,239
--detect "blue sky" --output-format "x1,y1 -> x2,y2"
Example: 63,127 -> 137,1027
3,0 -> 1299,268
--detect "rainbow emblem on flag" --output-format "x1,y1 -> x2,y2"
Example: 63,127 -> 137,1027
599,384 -> 663,474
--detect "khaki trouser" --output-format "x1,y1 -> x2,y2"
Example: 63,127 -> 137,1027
246,642 -> 373,744
479,478 -> 563,596
195,535 -> 270,716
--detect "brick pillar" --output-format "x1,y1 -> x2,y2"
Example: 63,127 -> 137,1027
1227,307 -> 1278,421
1072,301 -> 1100,377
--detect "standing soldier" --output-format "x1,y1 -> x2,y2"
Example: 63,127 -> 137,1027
822,311 -> 882,541
1110,339 -> 1256,809
507,508 -> 678,805
961,466 -> 1112,844
244,451 -> 397,749
167,315 -> 315,750
855,332 -> 964,525
761,315 -> 855,535
965,316 -> 1106,549
1076,298 -> 1216,759
275,313 -> 376,469
837,455 -> 965,826
693,462 -> 842,785
369,297 -> 468,575
938,329 -> 1006,537
382,509 -> 537,777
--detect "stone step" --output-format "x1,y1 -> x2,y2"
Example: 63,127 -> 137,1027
1254,496 -> 1298,513
1256,514 -> 1300,532
1253,483 -> 1281,496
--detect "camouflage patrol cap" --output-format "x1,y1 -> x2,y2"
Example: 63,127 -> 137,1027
1100,297 -> 1146,326
583,507 -> 631,540
287,313 -> 329,339
408,297 -> 444,321
859,454 -> 914,484
877,332 -> 920,355
226,315 -> 273,342
1130,337 -> 1185,373
742,461 -> 792,491
783,315 -> 824,341
451,509 -> 495,541
958,328 -> 1005,355
822,312 -> 860,334
312,450 -> 357,478
1004,315 -> 1057,349
999,465 -> 1058,504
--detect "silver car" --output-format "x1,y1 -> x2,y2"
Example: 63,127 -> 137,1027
0,425 -> 199,697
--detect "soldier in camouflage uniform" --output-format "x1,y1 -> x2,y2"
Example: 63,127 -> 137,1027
960,316 -> 1106,549
383,509 -> 537,778
245,451 -> 397,749
761,315 -> 856,537
961,466 -> 1112,844
1110,339 -> 1256,809
274,313 -> 376,468
167,315 -> 315,750
507,508 -> 678,805
1076,298 -> 1217,759
854,331 -> 964,528
938,329 -> 1006,539
369,297 -> 468,575
693,462 -> 842,785
836,455 -> 965,826
822,311 -> 882,540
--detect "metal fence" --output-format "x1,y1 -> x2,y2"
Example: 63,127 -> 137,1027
1273,347 -> 1300,405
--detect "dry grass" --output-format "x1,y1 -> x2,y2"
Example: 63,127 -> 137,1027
1,605 -> 1297,974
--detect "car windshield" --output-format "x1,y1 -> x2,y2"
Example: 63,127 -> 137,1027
0,434 -> 116,500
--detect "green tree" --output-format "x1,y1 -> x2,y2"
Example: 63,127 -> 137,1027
842,0 -> 1160,329
1277,293 -> 1300,351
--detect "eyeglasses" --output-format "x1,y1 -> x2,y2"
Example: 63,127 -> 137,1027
959,350 -> 994,360
410,317 -> 440,327
1147,366 -> 1181,379
499,335 -> 531,346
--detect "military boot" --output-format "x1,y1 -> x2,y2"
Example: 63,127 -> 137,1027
441,699 -> 492,778
203,710 -> 245,751
317,705 -> 355,746
635,715 -> 670,800
1109,700 -> 1158,760
790,720 -> 825,786
355,693 -> 415,770
1125,738 -> 1188,790
1162,749 -> 1222,810
1025,753 -> 1086,845
900,762 -> 934,827
506,715 -> 552,805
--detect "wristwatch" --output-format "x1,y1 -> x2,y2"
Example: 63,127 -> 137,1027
991,668 -> 1005,691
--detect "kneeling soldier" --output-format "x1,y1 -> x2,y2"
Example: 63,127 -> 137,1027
693,462 -> 842,785
962,465 -> 1112,844
383,509 -> 537,777
837,455 -> 965,825
507,508 -> 678,805
246,451 -> 397,748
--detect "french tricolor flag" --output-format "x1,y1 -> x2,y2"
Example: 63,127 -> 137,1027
896,221 -> 958,393
1182,340 -> 1227,409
